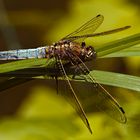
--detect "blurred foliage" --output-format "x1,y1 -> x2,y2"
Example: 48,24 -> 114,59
0,0 -> 140,140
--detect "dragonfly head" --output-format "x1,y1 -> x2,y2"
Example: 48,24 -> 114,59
85,46 -> 96,60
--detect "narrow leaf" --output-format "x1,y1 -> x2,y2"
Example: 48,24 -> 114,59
0,78 -> 32,92
105,44 -> 140,57
89,70 -> 140,92
97,33 -> 140,57
0,59 -> 47,73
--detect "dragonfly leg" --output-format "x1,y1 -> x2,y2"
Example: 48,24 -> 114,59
71,64 -> 89,80
72,75 -> 88,81
55,75 -> 59,94
54,57 -> 61,94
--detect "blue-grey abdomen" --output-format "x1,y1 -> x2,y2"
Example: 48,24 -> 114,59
0,47 -> 47,60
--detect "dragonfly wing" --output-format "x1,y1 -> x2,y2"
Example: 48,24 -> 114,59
67,51 -> 126,123
56,55 -> 92,133
61,14 -> 104,41
79,72 -> 126,123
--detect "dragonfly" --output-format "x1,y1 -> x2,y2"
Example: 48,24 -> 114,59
0,15 -> 130,134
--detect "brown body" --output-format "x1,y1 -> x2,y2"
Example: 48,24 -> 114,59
46,40 -> 96,63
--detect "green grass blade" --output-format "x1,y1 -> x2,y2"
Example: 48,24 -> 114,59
0,67 -> 48,78
105,44 -> 140,57
32,70 -> 140,92
0,78 -> 32,92
0,59 -> 47,73
88,70 -> 140,92
97,33 -> 140,58
0,69 -> 140,92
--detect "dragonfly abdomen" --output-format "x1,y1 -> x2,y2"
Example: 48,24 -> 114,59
0,47 -> 47,60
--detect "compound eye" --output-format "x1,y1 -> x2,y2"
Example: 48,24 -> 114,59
53,42 -> 58,46
88,46 -> 93,49
86,46 -> 90,51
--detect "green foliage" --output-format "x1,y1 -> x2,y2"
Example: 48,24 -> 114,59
97,33 -> 140,57
86,70 -> 140,92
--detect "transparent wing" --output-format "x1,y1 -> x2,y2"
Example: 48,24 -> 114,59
64,26 -> 131,40
56,55 -> 92,133
82,73 -> 126,123
68,51 -> 127,123
61,14 -> 104,41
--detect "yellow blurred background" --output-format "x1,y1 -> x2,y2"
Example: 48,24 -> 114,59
0,0 -> 140,139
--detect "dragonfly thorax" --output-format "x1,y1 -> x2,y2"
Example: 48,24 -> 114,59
47,40 -> 96,62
